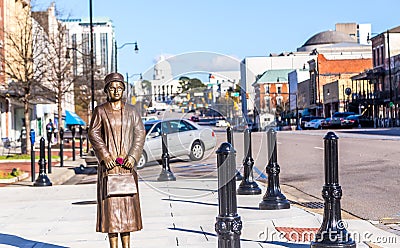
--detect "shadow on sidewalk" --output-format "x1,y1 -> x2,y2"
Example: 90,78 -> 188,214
0,233 -> 67,248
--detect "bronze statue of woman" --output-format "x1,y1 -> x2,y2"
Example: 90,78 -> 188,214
88,72 -> 146,248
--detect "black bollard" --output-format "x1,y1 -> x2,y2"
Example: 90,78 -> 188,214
226,127 -> 243,181
237,128 -> 261,195
215,142 -> 242,248
71,126 -> 76,161
311,132 -> 355,248
259,128 -> 290,210
79,125 -> 83,157
59,128 -> 64,167
86,127 -> 89,153
34,137 -> 52,186
157,132 -> 176,181
30,129 -> 35,182
47,128 -> 52,174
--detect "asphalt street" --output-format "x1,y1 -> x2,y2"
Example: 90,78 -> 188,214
65,124 -> 400,229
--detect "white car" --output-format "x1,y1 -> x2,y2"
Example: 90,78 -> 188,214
141,116 -> 158,123
304,119 -> 324,129
137,119 -> 216,168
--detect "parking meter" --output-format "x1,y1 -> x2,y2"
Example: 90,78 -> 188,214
71,126 -> 76,161
21,127 -> 27,154
71,126 -> 76,138
59,128 -> 64,167
30,129 -> 35,182
30,129 -> 35,145
46,124 -> 52,143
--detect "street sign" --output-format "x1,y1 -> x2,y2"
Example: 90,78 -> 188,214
231,92 -> 239,97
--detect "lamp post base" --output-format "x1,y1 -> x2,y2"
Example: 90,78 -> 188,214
33,174 -> 52,187
157,169 -> 176,181
259,197 -> 290,210
237,181 -> 261,195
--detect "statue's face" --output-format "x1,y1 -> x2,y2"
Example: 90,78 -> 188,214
106,81 -> 124,102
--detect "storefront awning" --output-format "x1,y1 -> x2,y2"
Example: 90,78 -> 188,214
65,110 -> 86,126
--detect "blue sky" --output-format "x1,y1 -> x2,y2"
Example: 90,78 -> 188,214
33,0 -> 400,81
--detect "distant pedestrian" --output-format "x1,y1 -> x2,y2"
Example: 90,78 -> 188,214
88,72 -> 146,248
46,119 -> 54,132
46,119 -> 55,142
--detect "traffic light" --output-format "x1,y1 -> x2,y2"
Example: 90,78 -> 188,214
225,92 -> 229,99
246,93 -> 249,99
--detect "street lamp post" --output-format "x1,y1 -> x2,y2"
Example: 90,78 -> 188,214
125,73 -> 142,103
89,0 -> 95,113
114,41 -> 139,72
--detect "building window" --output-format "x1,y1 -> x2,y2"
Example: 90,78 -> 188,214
71,34 -> 77,76
82,33 -> 90,74
100,33 -> 108,72
380,46 -> 384,65
372,48 -> 376,67
93,33 -> 97,65
277,86 -> 282,94
264,85 -> 270,93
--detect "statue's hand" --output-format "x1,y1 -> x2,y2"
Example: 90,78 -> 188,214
104,156 -> 116,170
123,156 -> 136,169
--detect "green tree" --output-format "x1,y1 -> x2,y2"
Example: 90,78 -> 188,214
178,76 -> 205,93
0,3 -> 48,153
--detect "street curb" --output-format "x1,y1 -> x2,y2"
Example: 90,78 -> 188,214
0,172 -> 29,184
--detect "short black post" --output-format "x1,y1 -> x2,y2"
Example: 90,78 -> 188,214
71,126 -> 76,161
30,129 -> 35,182
215,142 -> 242,248
237,128 -> 261,195
79,125 -> 83,157
226,127 -> 243,181
259,128 -> 290,210
311,132 -> 355,248
157,132 -> 176,181
46,128 -> 52,174
86,127 -> 90,153
34,137 -> 52,186
59,128 -> 64,167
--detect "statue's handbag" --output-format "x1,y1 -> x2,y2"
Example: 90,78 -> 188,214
105,173 -> 137,197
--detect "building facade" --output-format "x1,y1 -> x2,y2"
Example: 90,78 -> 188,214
252,69 -> 293,128
362,26 -> 400,126
61,17 -> 115,123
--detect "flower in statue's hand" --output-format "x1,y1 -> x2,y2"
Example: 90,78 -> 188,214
116,157 -> 124,166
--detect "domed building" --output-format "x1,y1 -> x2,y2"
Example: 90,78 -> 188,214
297,30 -> 371,56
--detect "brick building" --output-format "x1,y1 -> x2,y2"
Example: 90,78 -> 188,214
305,54 -> 372,116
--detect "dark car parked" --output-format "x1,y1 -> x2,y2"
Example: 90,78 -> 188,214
330,112 -> 355,128
341,115 -> 374,128
321,117 -> 332,129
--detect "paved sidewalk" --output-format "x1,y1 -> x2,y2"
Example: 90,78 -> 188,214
0,159 -> 399,247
